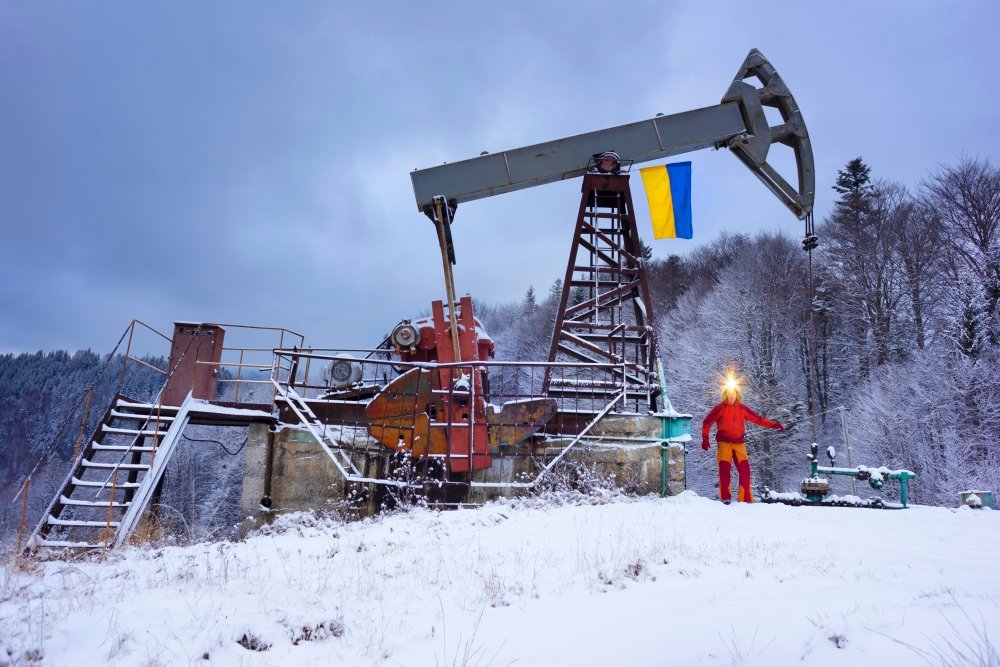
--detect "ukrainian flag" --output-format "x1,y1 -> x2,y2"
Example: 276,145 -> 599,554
640,162 -> 692,239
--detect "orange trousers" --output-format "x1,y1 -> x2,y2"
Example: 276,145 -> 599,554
717,440 -> 753,503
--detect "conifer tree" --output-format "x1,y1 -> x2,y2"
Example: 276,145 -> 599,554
639,239 -> 653,261
832,157 -> 873,200
522,285 -> 537,314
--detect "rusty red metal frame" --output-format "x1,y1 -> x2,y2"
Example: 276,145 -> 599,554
544,173 -> 661,413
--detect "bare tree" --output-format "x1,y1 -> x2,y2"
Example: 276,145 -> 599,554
798,269 -> 846,425
896,194 -> 946,350
921,156 -> 1000,281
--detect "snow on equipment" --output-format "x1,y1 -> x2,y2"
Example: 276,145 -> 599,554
364,296 -> 497,472
762,443 -> 917,509
959,490 -> 995,509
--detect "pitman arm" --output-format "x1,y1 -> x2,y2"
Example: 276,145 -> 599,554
410,48 -> 814,221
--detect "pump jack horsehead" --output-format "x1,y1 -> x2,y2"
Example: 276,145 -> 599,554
348,48 -> 816,477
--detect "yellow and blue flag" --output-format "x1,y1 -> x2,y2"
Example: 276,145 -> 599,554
640,162 -> 692,239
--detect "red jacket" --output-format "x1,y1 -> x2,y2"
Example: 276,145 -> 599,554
702,402 -> 781,444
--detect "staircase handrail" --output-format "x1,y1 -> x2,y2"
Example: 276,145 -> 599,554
20,321 -> 201,551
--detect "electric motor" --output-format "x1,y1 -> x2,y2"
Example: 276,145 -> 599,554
324,353 -> 363,389
391,321 -> 420,350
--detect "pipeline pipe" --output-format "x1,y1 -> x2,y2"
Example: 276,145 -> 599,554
660,443 -> 667,497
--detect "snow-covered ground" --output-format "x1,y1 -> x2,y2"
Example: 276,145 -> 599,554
2,491 -> 997,666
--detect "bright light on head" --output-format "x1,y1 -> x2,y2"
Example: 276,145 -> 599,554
721,369 -> 742,402
724,369 -> 739,391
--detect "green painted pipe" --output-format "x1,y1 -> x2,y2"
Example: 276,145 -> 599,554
660,442 -> 668,498
807,441 -> 917,507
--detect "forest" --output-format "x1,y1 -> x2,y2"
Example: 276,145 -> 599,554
1,156 -> 997,549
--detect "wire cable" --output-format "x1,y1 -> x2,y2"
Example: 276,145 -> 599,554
181,434 -> 248,456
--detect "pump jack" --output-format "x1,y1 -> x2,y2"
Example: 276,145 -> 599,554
324,48 -> 816,480
376,48 -> 815,463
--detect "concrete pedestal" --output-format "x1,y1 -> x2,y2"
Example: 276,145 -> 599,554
241,414 -> 688,524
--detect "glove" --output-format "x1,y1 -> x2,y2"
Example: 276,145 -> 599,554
701,436 -> 710,451
775,422 -> 785,432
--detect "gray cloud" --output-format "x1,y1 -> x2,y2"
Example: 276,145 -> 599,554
2,1 -> 998,355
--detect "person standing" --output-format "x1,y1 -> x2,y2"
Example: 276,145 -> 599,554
701,385 -> 784,503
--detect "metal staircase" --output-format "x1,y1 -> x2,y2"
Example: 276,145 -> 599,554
28,395 -> 186,550
28,391 -> 276,552
15,320 -> 293,555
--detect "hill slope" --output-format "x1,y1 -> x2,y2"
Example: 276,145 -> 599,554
2,492 -> 997,666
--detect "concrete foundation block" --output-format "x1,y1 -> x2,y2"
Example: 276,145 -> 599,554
241,424 -> 353,528
243,415 -> 689,518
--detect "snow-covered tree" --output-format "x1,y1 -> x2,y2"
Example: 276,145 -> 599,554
821,164 -> 909,373
921,156 -> 1000,283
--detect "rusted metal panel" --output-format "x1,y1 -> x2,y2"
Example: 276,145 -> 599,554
275,398 -> 367,426
162,323 -> 225,406
369,297 -> 496,472
365,368 -> 446,457
543,410 -> 598,436
488,398 -> 558,448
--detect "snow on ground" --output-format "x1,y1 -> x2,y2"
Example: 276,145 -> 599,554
2,492 -> 997,666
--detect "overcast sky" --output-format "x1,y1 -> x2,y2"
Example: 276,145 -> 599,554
1,1 -> 998,356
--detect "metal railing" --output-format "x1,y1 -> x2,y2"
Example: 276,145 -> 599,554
118,319 -> 171,385
269,348 -> 655,492
184,323 -> 305,406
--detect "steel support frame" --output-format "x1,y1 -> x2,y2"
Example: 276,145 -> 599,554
543,173 -> 659,412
